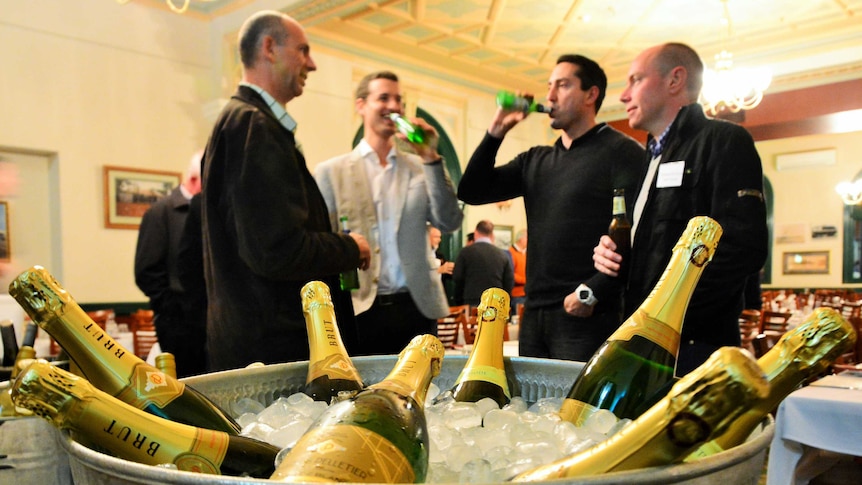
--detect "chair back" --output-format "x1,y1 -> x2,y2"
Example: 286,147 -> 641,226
739,309 -> 761,354
133,330 -> 159,360
760,310 -> 792,334
436,306 -> 468,349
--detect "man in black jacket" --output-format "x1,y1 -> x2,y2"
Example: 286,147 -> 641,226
452,220 -> 514,307
201,11 -> 371,371
593,43 -> 768,374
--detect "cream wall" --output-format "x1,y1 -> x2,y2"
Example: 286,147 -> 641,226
757,131 -> 862,289
0,0 -> 213,302
2,1 -> 856,308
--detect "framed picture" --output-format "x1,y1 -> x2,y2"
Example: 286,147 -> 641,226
0,201 -> 9,261
782,251 -> 830,275
103,166 -> 181,229
493,225 -> 514,251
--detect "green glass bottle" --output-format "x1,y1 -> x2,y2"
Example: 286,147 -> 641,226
495,91 -> 549,114
270,334 -> 445,483
512,347 -> 769,481
389,113 -> 426,144
12,361 -> 279,478
686,307 -> 857,460
1,319 -> 18,367
301,281 -> 364,403
8,266 -> 241,435
558,216 -> 723,426
450,287 -> 511,407
338,216 -> 361,291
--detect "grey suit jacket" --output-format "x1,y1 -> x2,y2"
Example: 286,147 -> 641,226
315,145 -> 463,319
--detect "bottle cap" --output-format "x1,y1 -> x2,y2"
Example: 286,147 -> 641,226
301,281 -> 334,313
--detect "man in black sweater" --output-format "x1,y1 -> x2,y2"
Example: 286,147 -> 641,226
458,54 -> 645,362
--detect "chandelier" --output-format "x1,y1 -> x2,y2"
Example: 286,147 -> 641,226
699,0 -> 772,116
116,0 -> 213,14
835,179 -> 862,206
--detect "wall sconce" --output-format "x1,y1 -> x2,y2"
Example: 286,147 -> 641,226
835,179 -> 862,205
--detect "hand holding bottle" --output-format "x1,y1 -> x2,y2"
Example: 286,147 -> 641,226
348,232 -> 371,270
593,234 -> 624,277
389,113 -> 442,162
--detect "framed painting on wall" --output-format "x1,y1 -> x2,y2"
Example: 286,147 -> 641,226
0,201 -> 9,261
103,166 -> 181,229
782,251 -> 830,275
493,225 -> 514,251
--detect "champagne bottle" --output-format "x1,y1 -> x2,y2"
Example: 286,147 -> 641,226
155,353 -> 178,379
270,334 -> 445,483
301,281 -> 364,403
608,188 -> 632,280
686,307 -> 857,460
558,216 -> 723,426
449,287 -> 511,407
1,319 -> 18,367
11,361 -> 279,478
496,91 -> 548,114
338,216 -> 361,291
389,113 -> 426,144
511,347 -> 769,481
8,266 -> 241,435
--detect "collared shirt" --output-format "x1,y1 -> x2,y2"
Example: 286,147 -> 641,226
239,82 -> 303,154
647,121 -> 673,158
357,139 -> 408,294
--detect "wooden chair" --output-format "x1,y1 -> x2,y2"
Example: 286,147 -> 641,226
131,309 -> 155,332
436,306 -> 468,349
738,309 -> 761,355
760,310 -> 793,334
133,329 -> 159,360
752,332 -> 781,358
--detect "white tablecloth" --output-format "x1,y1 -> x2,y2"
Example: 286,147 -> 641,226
766,377 -> 862,485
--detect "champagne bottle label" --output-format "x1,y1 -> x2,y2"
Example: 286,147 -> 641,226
77,387 -> 228,474
684,440 -> 723,461
608,310 -> 681,356
271,425 -> 414,483
309,354 -> 361,381
557,398 -> 599,427
454,364 -> 508,392
116,362 -> 184,409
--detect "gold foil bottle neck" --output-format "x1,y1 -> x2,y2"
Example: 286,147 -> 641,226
301,281 -> 334,313
667,347 -> 768,441
8,266 -> 73,325
673,216 -> 723,267
767,307 -> 856,374
11,360 -> 81,425
399,334 -> 445,379
477,288 -> 510,323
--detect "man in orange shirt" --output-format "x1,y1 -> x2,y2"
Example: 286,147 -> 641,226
509,228 -> 527,309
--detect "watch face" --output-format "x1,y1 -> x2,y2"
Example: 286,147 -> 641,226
579,290 -> 590,300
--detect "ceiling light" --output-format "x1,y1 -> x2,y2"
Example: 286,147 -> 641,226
699,1 -> 771,115
836,179 -> 862,206
116,0 -> 205,14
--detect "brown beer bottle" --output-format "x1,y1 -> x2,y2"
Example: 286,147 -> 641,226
608,188 -> 632,280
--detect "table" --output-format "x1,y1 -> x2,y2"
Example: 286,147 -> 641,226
766,374 -> 862,485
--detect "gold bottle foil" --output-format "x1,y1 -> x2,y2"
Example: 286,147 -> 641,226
514,347 -> 769,481
452,288 -> 511,398
689,306 -> 857,458
301,281 -> 363,384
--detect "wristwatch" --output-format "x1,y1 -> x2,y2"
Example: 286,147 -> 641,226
575,284 -> 597,306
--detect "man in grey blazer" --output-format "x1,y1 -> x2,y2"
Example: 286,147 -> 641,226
315,71 -> 463,355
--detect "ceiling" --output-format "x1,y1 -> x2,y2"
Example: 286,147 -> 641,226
149,0 -> 862,117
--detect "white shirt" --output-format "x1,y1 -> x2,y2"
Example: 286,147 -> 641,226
357,139 -> 408,294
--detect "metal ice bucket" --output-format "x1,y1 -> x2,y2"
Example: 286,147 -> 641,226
60,355 -> 773,484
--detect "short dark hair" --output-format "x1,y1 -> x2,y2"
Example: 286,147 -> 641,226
556,54 -> 607,113
355,71 -> 399,100
475,220 -> 494,236
238,11 -> 289,68
655,43 -> 704,102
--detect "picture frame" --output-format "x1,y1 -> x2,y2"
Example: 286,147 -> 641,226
782,251 -> 830,275
493,225 -> 514,251
103,166 -> 181,229
0,201 -> 9,262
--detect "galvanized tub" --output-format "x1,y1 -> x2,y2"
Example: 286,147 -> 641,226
0,413 -> 73,485
60,355 -> 773,484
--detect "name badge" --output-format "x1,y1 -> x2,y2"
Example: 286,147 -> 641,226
656,161 -> 685,188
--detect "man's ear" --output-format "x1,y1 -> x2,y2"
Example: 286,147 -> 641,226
667,66 -> 687,96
